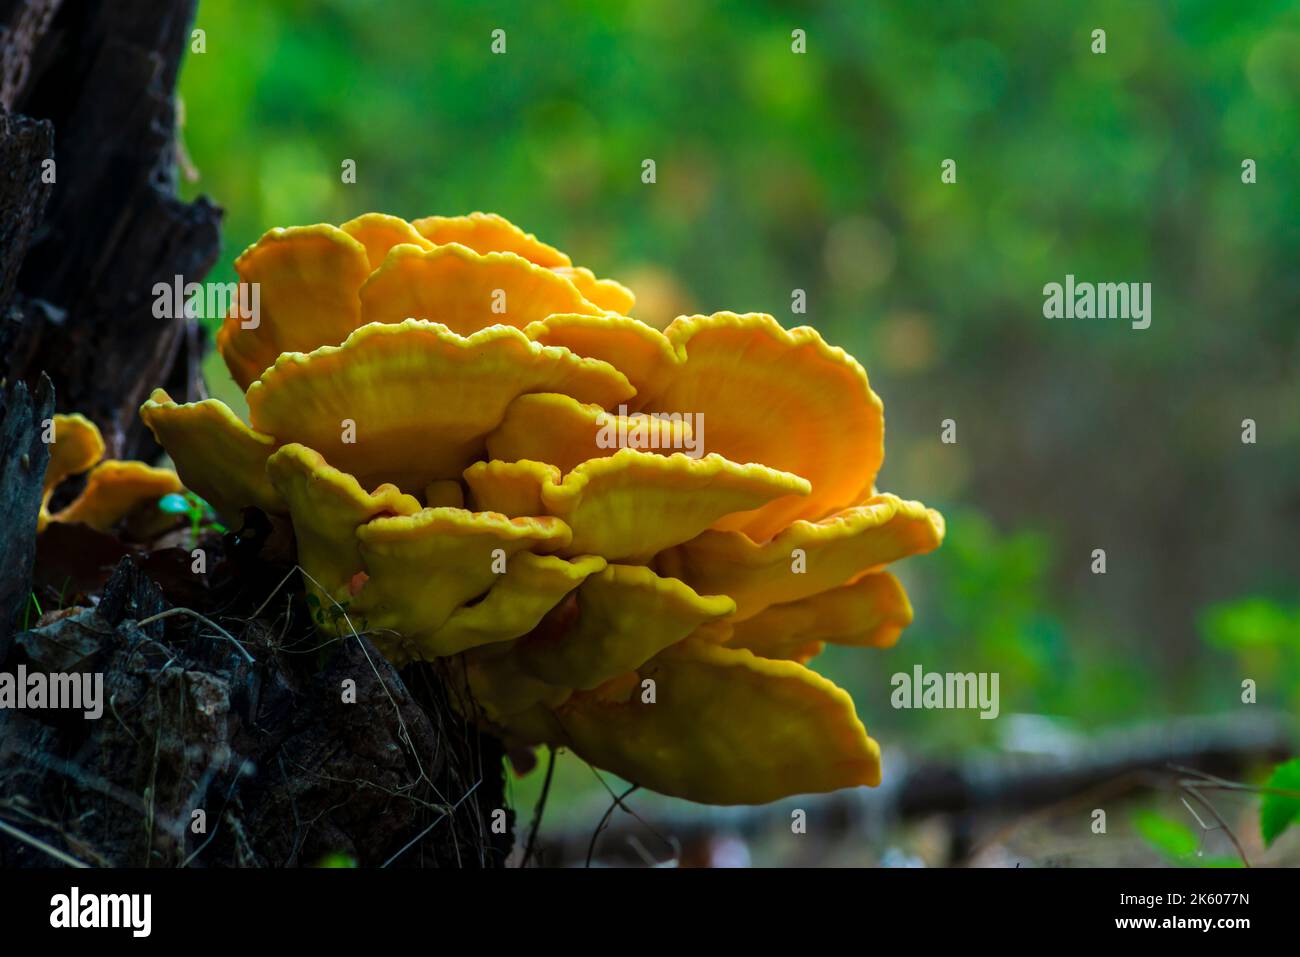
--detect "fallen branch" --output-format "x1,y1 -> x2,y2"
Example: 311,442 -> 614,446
537,711 -> 1296,866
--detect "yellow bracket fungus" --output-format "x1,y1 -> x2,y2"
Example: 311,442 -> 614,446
37,413 -> 182,535
140,211 -> 946,806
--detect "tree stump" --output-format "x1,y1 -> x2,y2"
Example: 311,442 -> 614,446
0,0 -> 510,867
1,0 -> 219,458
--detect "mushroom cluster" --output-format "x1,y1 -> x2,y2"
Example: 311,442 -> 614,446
38,413 -> 181,535
140,212 -> 944,805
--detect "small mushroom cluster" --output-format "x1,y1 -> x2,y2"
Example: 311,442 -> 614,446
140,212 -> 944,804
38,413 -> 181,535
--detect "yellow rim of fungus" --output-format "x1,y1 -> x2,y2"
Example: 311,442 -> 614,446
657,493 -> 944,620
53,461 -> 182,533
216,224 -> 372,390
357,243 -> 602,337
245,319 -> 634,493
266,443 -> 422,614
410,211 -> 572,268
641,311 -> 885,541
544,638 -> 882,805
468,448 -> 810,562
38,413 -> 106,532
413,552 -> 607,661
485,392 -> 694,475
727,572 -> 914,661
140,388 -> 285,521
351,506 -> 574,652
339,212 -> 435,269
550,266 -> 636,314
512,563 -> 735,691
524,312 -> 680,402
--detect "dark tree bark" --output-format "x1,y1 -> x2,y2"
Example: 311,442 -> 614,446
0,0 -> 220,459
0,375 -> 52,634
0,1 -> 512,867
0,557 -> 511,867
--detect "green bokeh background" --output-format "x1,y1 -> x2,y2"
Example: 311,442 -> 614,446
178,0 -> 1300,820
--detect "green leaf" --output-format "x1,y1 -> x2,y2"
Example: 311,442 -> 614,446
1260,758 -> 1300,847
1198,597 -> 1300,651
1133,810 -> 1197,857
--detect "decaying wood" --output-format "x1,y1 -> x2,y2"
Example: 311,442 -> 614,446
0,0 -> 60,111
0,110 -> 51,312
0,555 -> 512,867
0,1 -> 512,867
0,375 -> 52,634
0,0 -> 220,460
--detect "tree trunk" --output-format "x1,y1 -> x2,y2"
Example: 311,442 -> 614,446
0,0 -> 219,459
0,0 -> 510,867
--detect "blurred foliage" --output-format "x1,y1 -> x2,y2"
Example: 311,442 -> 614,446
1133,808 -> 1199,857
1199,597 -> 1300,714
1132,809 -> 1244,867
179,1 -> 1300,811
1261,758 -> 1300,847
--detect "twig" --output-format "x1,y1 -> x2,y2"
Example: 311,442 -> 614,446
521,747 -> 556,868
135,607 -> 254,663
586,784 -> 639,868
381,778 -> 482,868
1179,785 -> 1252,867
0,816 -> 89,867
1169,763 -> 1300,799
247,566 -> 301,621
